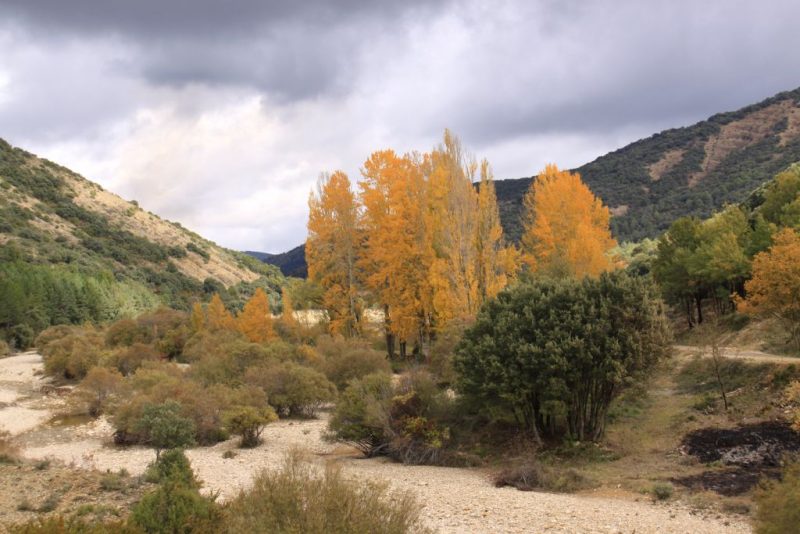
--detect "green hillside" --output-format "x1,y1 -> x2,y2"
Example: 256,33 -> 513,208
0,138 -> 284,347
496,87 -> 800,243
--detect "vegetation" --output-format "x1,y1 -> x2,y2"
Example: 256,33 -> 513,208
753,462 -> 800,534
521,164 -> 616,277
222,454 -> 428,534
455,272 -> 671,443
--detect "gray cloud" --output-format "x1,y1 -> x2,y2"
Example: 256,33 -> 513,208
1,0 -> 799,252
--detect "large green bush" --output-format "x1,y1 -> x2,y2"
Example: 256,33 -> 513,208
37,325 -> 107,380
455,271 -> 671,443
245,362 -> 336,418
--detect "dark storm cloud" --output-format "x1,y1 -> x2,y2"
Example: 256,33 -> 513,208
0,0 -> 442,99
2,0 -> 800,251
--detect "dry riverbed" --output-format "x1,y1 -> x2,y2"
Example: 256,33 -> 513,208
0,352 -> 752,533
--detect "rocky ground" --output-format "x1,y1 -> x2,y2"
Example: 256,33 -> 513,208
0,352 -> 753,533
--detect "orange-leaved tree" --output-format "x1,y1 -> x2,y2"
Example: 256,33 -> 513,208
306,171 -> 362,337
474,159 -> 519,301
521,164 -> 616,278
206,293 -> 236,331
190,302 -> 205,333
359,149 -> 433,358
739,228 -> 800,351
237,288 -> 276,343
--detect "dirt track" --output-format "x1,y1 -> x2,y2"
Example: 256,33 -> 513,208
673,345 -> 800,365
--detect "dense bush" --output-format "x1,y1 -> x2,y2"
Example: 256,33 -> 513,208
189,337 -> 278,386
131,450 -> 222,533
328,373 -> 393,455
112,343 -> 163,376
222,454 -> 428,534
223,405 -> 278,448
753,462 -> 800,534
38,326 -> 107,380
74,367 -> 126,416
245,362 -> 336,418
455,272 -> 671,443
134,401 -> 196,458
314,336 -> 390,390
0,338 -> 9,357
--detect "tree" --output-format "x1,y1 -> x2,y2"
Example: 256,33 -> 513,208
739,228 -> 800,351
359,149 -> 433,358
237,288 -> 276,343
223,405 -> 278,448
425,131 -> 481,329
474,160 -> 518,301
206,293 -> 235,331
134,401 -> 196,459
279,287 -> 300,338
454,272 -> 670,443
306,171 -> 362,337
75,366 -> 125,416
521,164 -> 616,278
190,302 -> 205,333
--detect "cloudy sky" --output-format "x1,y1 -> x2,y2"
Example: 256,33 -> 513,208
1,0 -> 799,252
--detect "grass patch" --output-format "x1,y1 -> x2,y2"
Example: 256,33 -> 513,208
651,482 -> 674,501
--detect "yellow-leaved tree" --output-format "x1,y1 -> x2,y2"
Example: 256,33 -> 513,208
306,171 -> 362,337
360,149 -> 433,358
739,228 -> 800,351
237,288 -> 276,343
521,164 -> 616,278
206,293 -> 236,331
190,302 -> 205,333
474,159 -> 518,301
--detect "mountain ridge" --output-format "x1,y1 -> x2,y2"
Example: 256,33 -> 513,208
259,86 -> 800,277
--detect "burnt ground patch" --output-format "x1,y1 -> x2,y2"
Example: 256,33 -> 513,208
674,420 -> 800,495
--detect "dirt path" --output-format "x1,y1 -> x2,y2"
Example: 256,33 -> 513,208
673,345 -> 800,365
1,353 -> 752,533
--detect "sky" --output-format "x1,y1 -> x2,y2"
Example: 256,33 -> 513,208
1,1 -> 800,253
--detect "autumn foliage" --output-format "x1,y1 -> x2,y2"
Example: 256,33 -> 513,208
739,228 -> 800,349
236,288 -> 276,343
307,131 -> 519,357
521,164 -> 616,278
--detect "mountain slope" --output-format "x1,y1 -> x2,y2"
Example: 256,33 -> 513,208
0,138 -> 284,334
245,245 -> 307,278
496,87 -> 800,243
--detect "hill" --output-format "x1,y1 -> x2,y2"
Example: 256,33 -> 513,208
245,244 -> 307,278
496,87 -> 800,243
264,88 -> 800,277
0,138 -> 284,346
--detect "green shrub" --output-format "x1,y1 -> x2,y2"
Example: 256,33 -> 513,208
314,336 -> 390,390
0,338 -> 10,357
224,405 -> 278,448
455,272 -> 671,443
245,362 -> 336,418
222,454 -> 428,534
652,482 -> 674,501
328,373 -> 393,456
145,449 -> 199,488
754,462 -> 800,534
134,401 -> 196,458
131,477 -> 221,534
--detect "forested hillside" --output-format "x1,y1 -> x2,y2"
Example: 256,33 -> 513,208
245,245 -> 307,278
0,139 -> 284,347
497,87 -> 800,243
